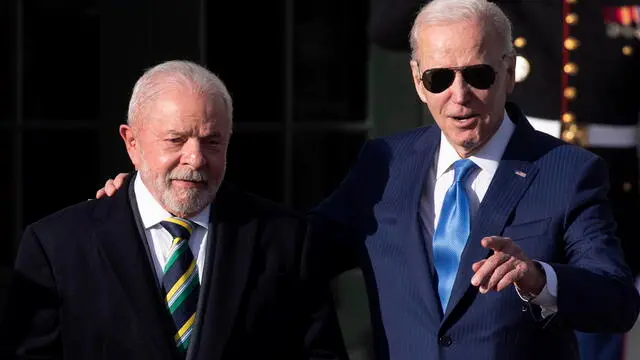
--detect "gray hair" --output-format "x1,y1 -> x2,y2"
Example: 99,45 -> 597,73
127,60 -> 233,126
409,0 -> 514,59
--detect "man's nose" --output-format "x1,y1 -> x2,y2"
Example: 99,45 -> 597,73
182,139 -> 206,168
449,72 -> 472,104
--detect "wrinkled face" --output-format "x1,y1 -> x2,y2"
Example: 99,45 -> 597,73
120,86 -> 231,217
410,20 -> 515,157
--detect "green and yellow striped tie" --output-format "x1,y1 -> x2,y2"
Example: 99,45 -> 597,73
160,217 -> 200,353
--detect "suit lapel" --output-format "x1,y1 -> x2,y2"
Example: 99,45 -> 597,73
187,185 -> 256,360
443,105 -> 540,320
92,174 -> 178,357
185,203 -> 216,360
401,126 -> 444,321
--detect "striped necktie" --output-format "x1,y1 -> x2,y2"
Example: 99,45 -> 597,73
160,217 -> 200,353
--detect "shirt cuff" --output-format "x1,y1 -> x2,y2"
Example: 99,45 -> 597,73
516,261 -> 558,317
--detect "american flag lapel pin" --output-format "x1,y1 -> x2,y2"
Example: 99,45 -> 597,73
514,170 -> 527,178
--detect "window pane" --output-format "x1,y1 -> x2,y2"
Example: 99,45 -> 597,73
206,1 -> 285,123
225,131 -> 284,203
292,131 -> 367,211
0,134 -> 16,266
22,130 -> 101,226
294,0 -> 369,122
0,0 -> 16,123
23,2 -> 99,121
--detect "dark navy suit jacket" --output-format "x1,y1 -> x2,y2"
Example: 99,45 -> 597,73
0,177 -> 348,360
312,103 -> 640,360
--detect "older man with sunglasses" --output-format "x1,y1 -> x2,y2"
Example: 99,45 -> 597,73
96,0 -> 640,359
312,0 -> 639,359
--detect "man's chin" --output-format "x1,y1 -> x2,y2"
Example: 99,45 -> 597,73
462,139 -> 479,150
446,135 -> 482,157
163,189 -> 215,217
450,133 -> 478,148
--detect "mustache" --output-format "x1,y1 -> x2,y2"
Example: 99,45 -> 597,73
167,169 -> 208,182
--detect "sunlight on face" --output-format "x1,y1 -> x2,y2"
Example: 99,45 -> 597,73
132,86 -> 231,217
138,147 -> 222,216
410,20 -> 515,157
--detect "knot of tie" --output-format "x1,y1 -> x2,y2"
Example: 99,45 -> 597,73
160,217 -> 195,242
453,158 -> 478,183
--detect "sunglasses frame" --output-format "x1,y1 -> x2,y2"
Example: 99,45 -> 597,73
417,54 -> 509,94
420,64 -> 497,94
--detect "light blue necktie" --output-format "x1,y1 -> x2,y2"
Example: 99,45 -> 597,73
432,158 -> 478,311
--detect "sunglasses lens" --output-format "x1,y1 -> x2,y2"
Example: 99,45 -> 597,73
421,64 -> 496,93
462,65 -> 496,89
422,69 -> 455,93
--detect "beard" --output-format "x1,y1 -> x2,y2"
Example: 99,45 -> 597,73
139,159 -> 223,217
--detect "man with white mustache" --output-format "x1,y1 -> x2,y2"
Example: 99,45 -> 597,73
0,60 -> 348,360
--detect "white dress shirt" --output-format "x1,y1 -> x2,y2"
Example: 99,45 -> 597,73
134,175 -> 210,283
420,111 -> 558,315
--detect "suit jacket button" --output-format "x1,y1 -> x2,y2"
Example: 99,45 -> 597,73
438,335 -> 453,347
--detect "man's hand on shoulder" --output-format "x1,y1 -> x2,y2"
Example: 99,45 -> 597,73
95,173 -> 129,199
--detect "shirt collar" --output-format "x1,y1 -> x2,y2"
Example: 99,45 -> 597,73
134,174 -> 210,230
436,109 -> 515,179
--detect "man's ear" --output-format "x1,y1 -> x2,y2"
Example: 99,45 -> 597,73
119,124 -> 140,168
504,53 -> 517,94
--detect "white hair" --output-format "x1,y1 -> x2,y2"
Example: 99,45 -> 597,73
409,0 -> 514,59
127,60 -> 233,126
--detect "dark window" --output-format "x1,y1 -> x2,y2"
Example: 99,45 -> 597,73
22,130 -> 101,225
225,131 -> 285,203
23,1 -> 99,121
0,135 -> 16,264
0,0 -> 16,123
293,0 -> 369,122
293,131 -> 367,211
206,1 -> 286,124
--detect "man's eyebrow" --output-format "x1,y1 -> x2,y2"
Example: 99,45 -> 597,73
165,130 -> 186,136
163,130 -> 224,139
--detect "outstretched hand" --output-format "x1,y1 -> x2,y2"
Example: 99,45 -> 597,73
470,236 -> 546,295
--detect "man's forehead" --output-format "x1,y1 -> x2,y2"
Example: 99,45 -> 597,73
418,21 -> 484,46
136,109 -> 230,134
143,89 -> 223,115
416,23 -> 496,64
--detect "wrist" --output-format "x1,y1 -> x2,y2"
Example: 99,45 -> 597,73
518,261 -> 546,297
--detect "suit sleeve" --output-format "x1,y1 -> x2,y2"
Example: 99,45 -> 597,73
299,221 -> 350,360
553,155 -> 640,332
0,226 -> 62,359
309,139 -> 390,278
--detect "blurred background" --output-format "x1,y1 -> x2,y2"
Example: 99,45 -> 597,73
1,1 -> 639,359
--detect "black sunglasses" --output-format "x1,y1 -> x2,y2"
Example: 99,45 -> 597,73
421,64 -> 497,93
